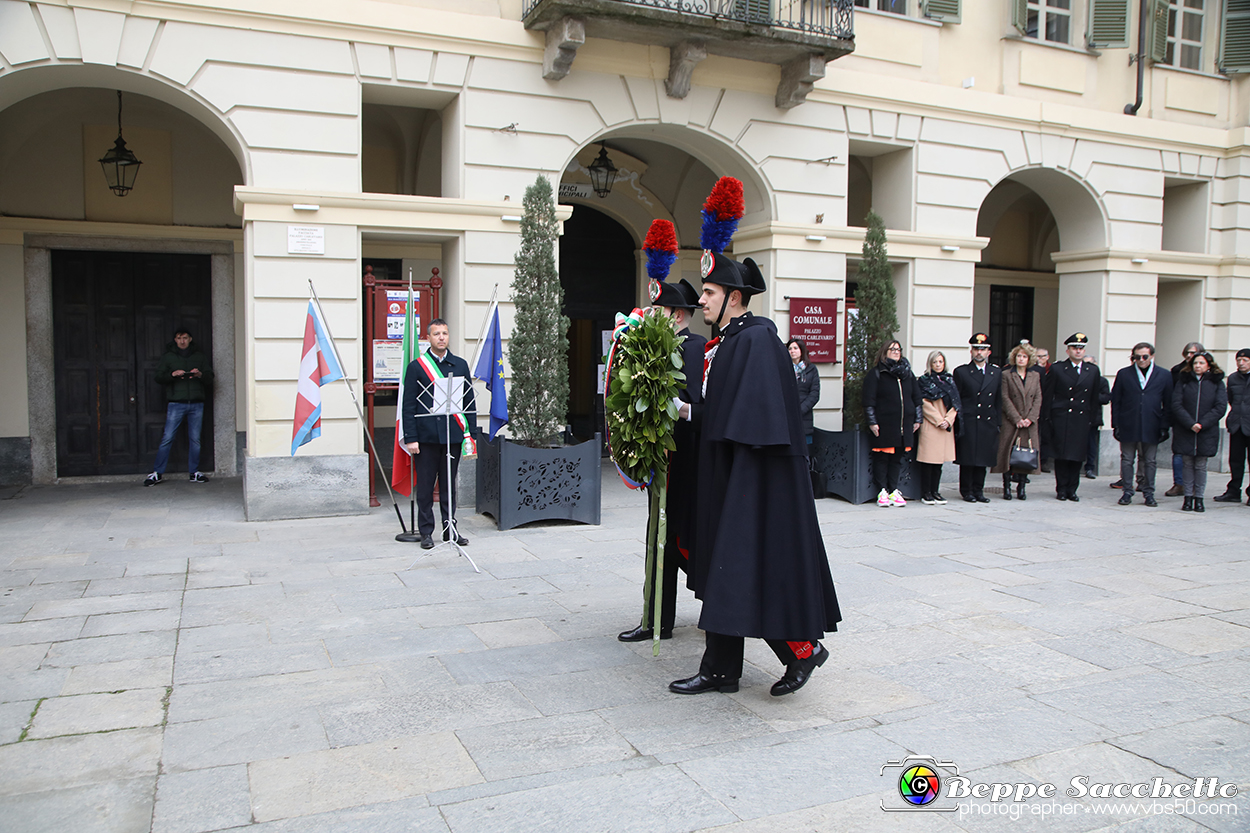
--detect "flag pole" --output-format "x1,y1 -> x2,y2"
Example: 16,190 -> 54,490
468,283 -> 500,373
307,279 -> 408,533
394,268 -> 422,544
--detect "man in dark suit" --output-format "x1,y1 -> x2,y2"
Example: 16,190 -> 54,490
1214,348 -> 1250,504
1110,342 -> 1172,506
953,333 -> 1002,503
619,278 -> 706,643
1042,333 -> 1107,501
402,318 -> 477,549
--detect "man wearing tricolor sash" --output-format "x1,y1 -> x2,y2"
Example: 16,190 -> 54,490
401,319 -> 477,550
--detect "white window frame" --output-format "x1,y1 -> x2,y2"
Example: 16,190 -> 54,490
1164,0 -> 1206,69
1026,0 -> 1076,44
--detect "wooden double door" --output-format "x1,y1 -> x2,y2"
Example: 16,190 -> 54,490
52,251 -> 214,477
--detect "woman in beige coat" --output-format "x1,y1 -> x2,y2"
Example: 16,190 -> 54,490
993,342 -> 1043,500
916,351 -> 960,505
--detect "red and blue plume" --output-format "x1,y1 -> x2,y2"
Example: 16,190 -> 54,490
643,219 -> 679,280
700,177 -> 744,255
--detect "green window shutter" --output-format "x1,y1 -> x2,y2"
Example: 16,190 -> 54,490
1012,0 -> 1029,34
1222,0 -> 1250,73
922,0 -> 961,23
1149,0 -> 1170,61
733,0 -> 772,23
1087,0 -> 1129,47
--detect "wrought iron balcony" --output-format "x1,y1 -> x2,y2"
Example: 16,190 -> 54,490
523,0 -> 855,108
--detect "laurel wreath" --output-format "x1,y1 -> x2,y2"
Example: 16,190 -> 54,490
604,308 -> 686,488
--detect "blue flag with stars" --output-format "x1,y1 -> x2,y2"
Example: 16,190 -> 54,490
473,304 -> 509,440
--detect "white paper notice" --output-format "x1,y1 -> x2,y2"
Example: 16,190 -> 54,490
288,226 -> 325,255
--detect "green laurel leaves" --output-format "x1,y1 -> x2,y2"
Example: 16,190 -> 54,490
605,309 -> 687,487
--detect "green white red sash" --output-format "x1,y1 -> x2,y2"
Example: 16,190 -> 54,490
415,350 -> 476,456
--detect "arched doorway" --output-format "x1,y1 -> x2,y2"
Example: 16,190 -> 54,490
0,83 -> 244,481
975,169 -> 1109,366
560,205 -> 636,442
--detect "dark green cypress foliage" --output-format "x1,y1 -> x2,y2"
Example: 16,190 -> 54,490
844,210 -> 899,427
508,176 -> 570,446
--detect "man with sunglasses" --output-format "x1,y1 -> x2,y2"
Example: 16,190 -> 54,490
1110,342 -> 1172,506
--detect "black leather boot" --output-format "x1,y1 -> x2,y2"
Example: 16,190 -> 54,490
1002,474 -> 1012,500
1194,498 -> 1205,513
1182,496 -> 1194,511
1017,481 -> 1026,500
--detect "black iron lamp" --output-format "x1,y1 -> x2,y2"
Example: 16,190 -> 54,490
99,90 -> 142,197
587,143 -> 617,198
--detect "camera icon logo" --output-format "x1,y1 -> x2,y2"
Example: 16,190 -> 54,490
881,755 -> 959,812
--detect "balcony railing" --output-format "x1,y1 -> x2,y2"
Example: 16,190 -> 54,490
523,0 -> 854,40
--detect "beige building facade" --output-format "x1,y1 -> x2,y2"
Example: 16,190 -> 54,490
0,0 -> 1247,517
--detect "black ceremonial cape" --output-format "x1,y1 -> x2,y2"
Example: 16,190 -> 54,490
689,313 -> 841,642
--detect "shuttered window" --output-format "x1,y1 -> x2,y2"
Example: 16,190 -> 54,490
1149,0 -> 1171,60
1222,0 -> 1250,72
1087,0 -> 1130,46
922,0 -> 961,22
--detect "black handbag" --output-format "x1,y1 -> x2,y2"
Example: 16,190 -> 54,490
1010,434 -> 1039,473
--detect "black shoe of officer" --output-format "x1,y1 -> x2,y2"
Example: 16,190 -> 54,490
618,625 -> 672,642
1213,490 -> 1241,503
669,673 -> 739,694
771,643 -> 829,696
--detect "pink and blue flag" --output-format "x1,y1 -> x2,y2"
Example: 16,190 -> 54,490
291,299 -> 345,454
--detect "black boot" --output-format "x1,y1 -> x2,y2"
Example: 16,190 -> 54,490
1213,489 -> 1240,503
1017,481 -> 1026,500
1194,498 -> 1205,513
1002,474 -> 1012,500
1182,496 -> 1194,512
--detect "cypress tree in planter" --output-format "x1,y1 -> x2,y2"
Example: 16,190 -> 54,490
812,211 -> 917,502
477,175 -> 601,528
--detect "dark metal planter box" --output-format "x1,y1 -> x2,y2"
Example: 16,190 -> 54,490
810,427 -> 921,505
476,433 -> 602,530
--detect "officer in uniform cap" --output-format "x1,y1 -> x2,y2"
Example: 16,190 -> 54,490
1042,332 -> 1108,500
618,276 -> 706,643
669,176 -> 840,697
953,333 -> 1002,502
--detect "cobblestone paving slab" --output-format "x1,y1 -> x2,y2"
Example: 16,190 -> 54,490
0,474 -> 1246,832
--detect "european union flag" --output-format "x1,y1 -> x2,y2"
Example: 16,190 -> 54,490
473,304 -> 508,440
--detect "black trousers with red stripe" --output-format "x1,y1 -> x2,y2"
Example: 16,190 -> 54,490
699,630 -> 816,681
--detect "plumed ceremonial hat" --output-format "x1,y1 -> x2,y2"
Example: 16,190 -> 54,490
969,332 -> 991,347
697,176 -> 765,297
650,278 -> 701,310
1064,332 -> 1090,346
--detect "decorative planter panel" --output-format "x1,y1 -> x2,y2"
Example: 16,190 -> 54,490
811,427 -> 921,504
477,434 -> 602,530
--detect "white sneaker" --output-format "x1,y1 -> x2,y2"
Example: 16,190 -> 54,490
889,489 -> 906,507
876,489 -> 890,507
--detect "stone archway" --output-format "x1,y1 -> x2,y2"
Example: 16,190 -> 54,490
0,69 -> 246,484
975,166 -> 1110,363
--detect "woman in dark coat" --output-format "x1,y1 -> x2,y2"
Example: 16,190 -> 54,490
992,342 -> 1043,500
863,340 -> 922,506
1171,352 -> 1228,512
787,337 -> 820,442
